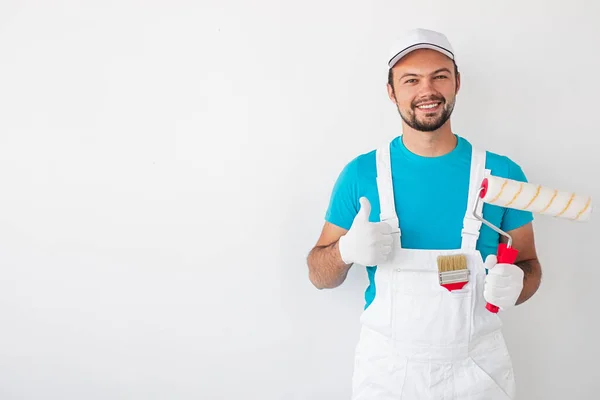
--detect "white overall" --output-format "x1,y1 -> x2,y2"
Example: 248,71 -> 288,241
351,143 -> 516,399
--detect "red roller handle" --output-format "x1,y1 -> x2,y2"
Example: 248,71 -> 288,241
486,243 -> 519,313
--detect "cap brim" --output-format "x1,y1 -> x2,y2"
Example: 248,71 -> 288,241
388,43 -> 454,68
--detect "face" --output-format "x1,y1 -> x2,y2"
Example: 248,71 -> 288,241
387,49 -> 460,132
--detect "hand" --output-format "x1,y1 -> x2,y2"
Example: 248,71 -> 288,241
483,255 -> 524,311
338,197 -> 394,266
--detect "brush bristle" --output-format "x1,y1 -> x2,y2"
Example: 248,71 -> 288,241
437,254 -> 467,272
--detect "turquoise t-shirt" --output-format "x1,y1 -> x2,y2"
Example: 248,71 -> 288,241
325,135 -> 534,309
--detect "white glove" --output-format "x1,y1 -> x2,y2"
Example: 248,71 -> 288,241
338,197 -> 394,266
483,255 -> 524,311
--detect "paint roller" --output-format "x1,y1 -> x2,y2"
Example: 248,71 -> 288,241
473,175 -> 593,313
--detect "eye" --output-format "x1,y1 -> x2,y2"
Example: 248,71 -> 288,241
404,79 -> 417,84
434,75 -> 448,79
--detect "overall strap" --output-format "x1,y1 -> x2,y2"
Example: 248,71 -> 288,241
461,147 -> 490,251
375,142 -> 401,242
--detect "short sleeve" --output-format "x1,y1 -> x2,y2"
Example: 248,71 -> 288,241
500,157 -> 535,232
324,158 -> 361,230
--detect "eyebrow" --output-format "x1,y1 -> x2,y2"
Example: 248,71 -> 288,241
399,68 -> 452,80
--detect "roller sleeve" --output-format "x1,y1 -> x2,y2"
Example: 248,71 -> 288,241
480,176 -> 592,222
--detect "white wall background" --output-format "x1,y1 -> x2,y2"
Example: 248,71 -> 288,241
0,1 -> 598,399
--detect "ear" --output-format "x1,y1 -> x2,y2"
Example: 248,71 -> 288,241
387,83 -> 397,104
455,72 -> 461,94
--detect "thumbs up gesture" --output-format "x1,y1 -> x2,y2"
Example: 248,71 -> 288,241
338,197 -> 394,266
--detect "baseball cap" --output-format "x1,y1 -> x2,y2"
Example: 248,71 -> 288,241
388,28 -> 455,68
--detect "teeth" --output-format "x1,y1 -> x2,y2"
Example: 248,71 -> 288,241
418,103 -> 440,109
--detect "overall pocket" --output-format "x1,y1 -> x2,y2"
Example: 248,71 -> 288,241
467,338 -> 516,399
392,269 -> 473,346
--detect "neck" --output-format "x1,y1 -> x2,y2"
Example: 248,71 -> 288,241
401,122 -> 457,157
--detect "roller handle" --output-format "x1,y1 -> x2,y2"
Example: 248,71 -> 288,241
485,243 -> 519,313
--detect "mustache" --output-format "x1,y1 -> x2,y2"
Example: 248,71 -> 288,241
412,95 -> 446,108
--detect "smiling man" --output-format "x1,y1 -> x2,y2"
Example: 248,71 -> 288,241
307,28 -> 542,399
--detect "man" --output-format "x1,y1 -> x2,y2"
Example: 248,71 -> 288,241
306,28 -> 542,399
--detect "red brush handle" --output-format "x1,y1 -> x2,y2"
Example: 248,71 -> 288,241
486,243 -> 519,313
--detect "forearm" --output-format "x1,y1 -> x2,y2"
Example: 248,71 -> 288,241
516,258 -> 542,305
307,240 -> 352,289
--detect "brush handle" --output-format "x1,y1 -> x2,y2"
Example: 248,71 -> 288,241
486,243 -> 519,313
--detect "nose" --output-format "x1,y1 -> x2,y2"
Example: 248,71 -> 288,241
415,79 -> 441,102
418,77 -> 436,92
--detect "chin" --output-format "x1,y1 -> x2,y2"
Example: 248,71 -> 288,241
417,120 -> 445,131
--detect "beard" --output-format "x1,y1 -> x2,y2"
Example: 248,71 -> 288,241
397,94 -> 455,132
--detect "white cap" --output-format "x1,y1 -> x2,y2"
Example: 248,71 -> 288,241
388,28 -> 455,68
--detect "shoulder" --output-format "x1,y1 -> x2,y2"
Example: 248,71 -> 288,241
484,149 -> 529,182
334,151 -> 373,184
458,136 -> 526,179
325,145 -> 384,229
481,147 -> 534,231
327,148 -> 377,201
337,141 -> 392,181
